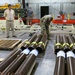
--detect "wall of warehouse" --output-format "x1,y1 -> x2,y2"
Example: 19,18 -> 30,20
25,0 -> 75,19
1,0 -> 75,19
26,0 -> 75,3
0,0 -> 18,5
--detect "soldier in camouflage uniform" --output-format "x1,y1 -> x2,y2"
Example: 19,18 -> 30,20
40,15 -> 53,40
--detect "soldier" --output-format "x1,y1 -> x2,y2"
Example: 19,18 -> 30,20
40,15 -> 53,40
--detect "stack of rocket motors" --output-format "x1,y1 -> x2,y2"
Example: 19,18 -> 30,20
54,34 -> 75,75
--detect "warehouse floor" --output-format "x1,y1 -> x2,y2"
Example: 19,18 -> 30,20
34,35 -> 56,75
0,30 -> 56,75
0,24 -> 75,75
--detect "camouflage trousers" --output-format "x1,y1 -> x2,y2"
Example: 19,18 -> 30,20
41,24 -> 50,39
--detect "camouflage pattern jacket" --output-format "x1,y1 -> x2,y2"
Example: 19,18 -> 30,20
40,15 -> 52,31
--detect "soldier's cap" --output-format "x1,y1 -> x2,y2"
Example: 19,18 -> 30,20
8,4 -> 11,7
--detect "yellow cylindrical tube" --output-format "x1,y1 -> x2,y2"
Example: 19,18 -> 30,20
52,14 -> 54,20
68,14 -> 70,20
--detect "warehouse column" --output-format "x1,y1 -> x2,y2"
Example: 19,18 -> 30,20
22,0 -> 25,8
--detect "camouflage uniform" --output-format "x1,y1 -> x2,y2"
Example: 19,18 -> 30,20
40,15 -> 52,39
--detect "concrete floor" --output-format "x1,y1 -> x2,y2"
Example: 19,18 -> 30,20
0,25 -> 74,75
0,30 -> 56,75
34,37 -> 56,75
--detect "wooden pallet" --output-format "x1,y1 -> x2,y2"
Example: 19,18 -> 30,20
0,39 -> 22,50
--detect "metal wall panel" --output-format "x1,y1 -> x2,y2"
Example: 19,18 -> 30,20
0,0 -> 18,4
29,3 -> 61,19
63,3 -> 75,19
49,3 -> 60,19
27,2 -> 75,19
27,0 -> 75,3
